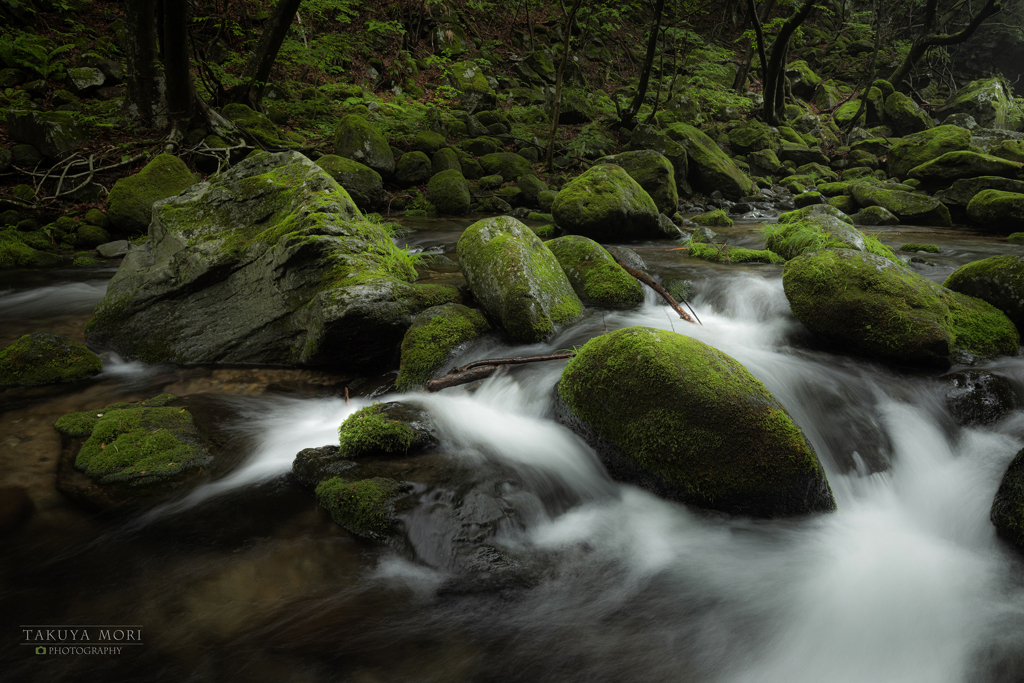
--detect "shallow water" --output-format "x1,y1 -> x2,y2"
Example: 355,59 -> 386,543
2,220 -> 1023,682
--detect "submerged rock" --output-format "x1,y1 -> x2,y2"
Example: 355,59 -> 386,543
783,249 -> 1019,368
395,304 -> 491,392
554,327 -> 836,517
315,476 -> 410,540
87,151 -> 458,368
546,235 -> 644,307
0,333 -> 102,387
457,215 -> 582,343
551,164 -> 661,241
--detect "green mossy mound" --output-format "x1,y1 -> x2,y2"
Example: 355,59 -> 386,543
447,60 -> 496,113
395,304 -> 491,391
900,243 -> 940,253
966,190 -> 1024,231
783,249 -> 1019,368
479,152 -> 534,182
990,140 -> 1024,164
728,120 -> 780,155
105,153 -> 196,233
936,177 -> 1024,218
850,206 -> 900,226
337,401 -> 437,457
0,229 -> 63,268
427,169 -> 471,215
0,333 -> 102,387
413,130 -> 447,156
883,92 -> 933,135
944,255 -> 1024,333
546,235 -> 645,306
763,212 -> 898,262
850,183 -> 951,226
457,216 -> 582,343
991,448 -> 1024,552
692,209 -> 732,227
551,164 -> 660,241
315,154 -> 383,210
778,204 -> 854,225
554,326 -> 836,517
395,151 -> 433,187
908,151 -> 1023,188
315,476 -> 409,539
665,123 -> 754,199
333,114 -> 395,177
688,242 -> 783,264
595,150 -> 678,215
76,224 -> 111,247
887,125 -> 971,179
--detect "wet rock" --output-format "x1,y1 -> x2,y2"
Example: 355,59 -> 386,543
937,78 -> 1021,130
396,304 -> 491,391
992,448 -> 1024,551
595,150 -> 678,215
944,254 -> 1024,333
664,123 -> 754,199
942,371 -> 1021,426
315,476 -> 410,541
95,240 -> 130,258
554,326 -> 836,517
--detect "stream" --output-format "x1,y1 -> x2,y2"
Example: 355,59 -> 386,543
1,218 -> 1023,683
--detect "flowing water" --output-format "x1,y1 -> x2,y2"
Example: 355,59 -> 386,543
2,218 -> 1023,683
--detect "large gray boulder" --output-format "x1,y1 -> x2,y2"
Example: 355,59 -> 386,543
937,78 -> 1023,131
555,326 -> 836,517
456,216 -> 582,343
595,150 -> 678,215
6,110 -> 88,160
86,152 -> 458,368
551,164 -> 661,241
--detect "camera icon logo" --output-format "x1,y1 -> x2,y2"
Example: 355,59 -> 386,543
35,646 -> 46,655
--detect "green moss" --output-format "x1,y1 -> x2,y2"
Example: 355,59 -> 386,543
105,153 -> 196,233
74,406 -> 206,484
531,223 -> 558,239
778,204 -> 853,225
692,209 -> 733,227
943,255 -> 1024,332
0,333 -> 102,387
546,235 -> 645,306
557,327 -> 834,515
315,476 -> 407,538
688,241 -> 783,264
0,229 -> 62,268
900,243 -> 940,253
1007,232 -> 1024,244
73,256 -> 98,267
338,403 -> 416,457
550,165 -> 660,241
427,169 -> 471,215
887,125 -> 971,179
395,304 -> 491,391
966,189 -> 1024,230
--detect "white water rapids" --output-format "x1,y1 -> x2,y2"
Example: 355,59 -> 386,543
139,272 -> 1024,681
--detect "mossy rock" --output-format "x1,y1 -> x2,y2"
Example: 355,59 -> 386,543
990,140 -> 1024,164
546,235 -> 644,307
75,223 -> 111,247
222,103 -> 301,149
333,114 -> 395,178
785,60 -> 822,98
5,109 -> 88,160
795,192 -> 823,208
626,124 -> 692,196
517,174 -> 549,208
427,169 -> 471,215
887,125 -> 971,179
729,121 -> 781,156
850,183 -> 951,226
315,154 -> 383,210
0,333 -> 102,387
550,165 -> 660,241
105,153 -> 196,233
965,189 -> 1024,231
692,209 -> 732,227
937,78 -> 1020,130
883,92 -> 933,135
665,123 -> 754,199
851,206 -> 900,226
763,208 -> 897,262
447,60 -> 496,113
778,203 -> 853,225
432,147 -> 461,175
395,151 -> 433,188
479,152 -> 534,182
554,327 -> 836,517
83,208 -> 111,229
595,150 -> 678,215
315,476 -> 409,540
456,215 -> 582,343
783,249 -> 1019,367
829,195 -> 859,214
395,304 -> 491,391
73,256 -> 98,267
900,243 -> 940,253
688,242 -> 783,265
337,402 -> 438,457
531,223 -> 558,239
413,130 -> 447,156
461,136 -> 501,156
991,447 -> 1024,551
944,255 -> 1024,333
908,151 -> 1023,188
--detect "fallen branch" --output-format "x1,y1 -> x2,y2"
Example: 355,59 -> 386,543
425,352 -> 578,392
612,258 -> 701,325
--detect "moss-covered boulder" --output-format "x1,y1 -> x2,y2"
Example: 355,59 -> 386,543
315,476 -> 409,539
447,60 -> 496,113
479,152 -> 533,182
692,209 -> 732,227
883,92 -> 933,135
783,249 -> 1019,367
413,130 -> 447,156
687,243 -> 783,264
5,109 -> 88,160
105,154 -> 196,234
595,150 -> 678,215
849,183 -> 951,226
315,154 -> 383,210
427,169 -> 471,215
665,123 -> 755,199
87,151 -> 458,368
887,125 -> 971,179
337,402 -> 437,457
908,151 -> 1023,188
785,60 -> 822,98
333,114 -> 395,178
222,103 -> 302,148
991,140 -> 1024,164
937,78 -> 1021,130
729,121 -> 781,155
944,255 -> 1024,333
0,333 -> 102,387
851,205 -> 900,226
551,165 -> 661,241
546,235 -> 645,307
456,216 -> 582,343
0,230 -> 63,268
554,327 -> 835,517
395,304 -> 491,391
764,208 -> 898,262
965,190 -> 1024,231
991,448 -> 1024,551
76,224 -> 111,247
432,147 -> 461,174
626,124 -> 691,196
516,174 -> 549,208
395,151 -> 433,188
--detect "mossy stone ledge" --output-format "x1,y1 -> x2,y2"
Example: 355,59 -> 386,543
554,327 -> 836,517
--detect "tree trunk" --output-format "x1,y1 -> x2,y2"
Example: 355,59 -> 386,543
162,0 -> 193,146
230,0 -> 304,110
123,0 -> 159,129
617,0 -> 667,128
762,0 -> 815,125
843,0 -> 882,139
545,0 -> 585,172
735,0 -> 774,93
